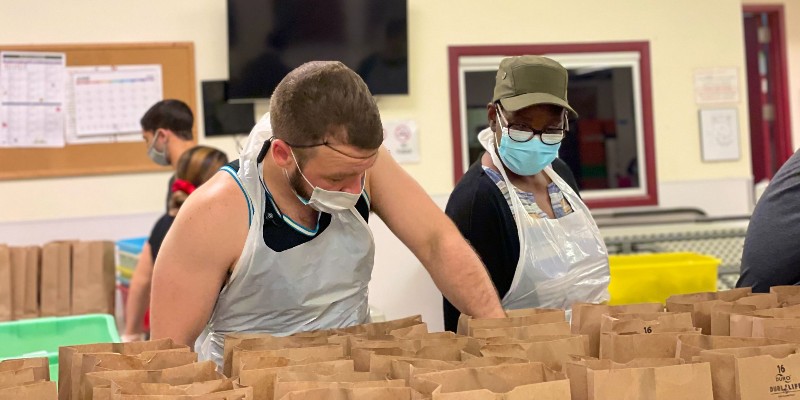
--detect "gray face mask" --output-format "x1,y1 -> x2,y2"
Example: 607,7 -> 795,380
147,130 -> 170,166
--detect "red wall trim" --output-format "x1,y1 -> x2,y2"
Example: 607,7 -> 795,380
743,4 -> 794,165
448,42 -> 658,208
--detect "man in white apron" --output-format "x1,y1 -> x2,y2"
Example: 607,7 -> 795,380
443,55 -> 610,331
149,61 -> 505,368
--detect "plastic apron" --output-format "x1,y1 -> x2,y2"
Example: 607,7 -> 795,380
197,113 -> 374,368
477,128 -> 610,313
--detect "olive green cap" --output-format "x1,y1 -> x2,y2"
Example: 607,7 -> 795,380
492,55 -> 578,118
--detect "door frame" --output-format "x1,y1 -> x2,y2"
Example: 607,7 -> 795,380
743,4 -> 794,179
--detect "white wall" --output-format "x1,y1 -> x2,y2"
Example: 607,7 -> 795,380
0,0 -> 778,223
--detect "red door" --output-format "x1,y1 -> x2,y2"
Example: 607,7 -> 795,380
743,6 -> 793,182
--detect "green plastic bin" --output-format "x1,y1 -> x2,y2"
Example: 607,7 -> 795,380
0,314 -> 120,382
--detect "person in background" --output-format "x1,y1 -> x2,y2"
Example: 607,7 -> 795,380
122,146 -> 229,342
737,149 -> 800,291
150,61 -> 505,368
140,99 -> 197,210
443,55 -> 610,331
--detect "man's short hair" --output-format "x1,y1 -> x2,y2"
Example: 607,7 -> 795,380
140,99 -> 194,140
269,61 -> 383,151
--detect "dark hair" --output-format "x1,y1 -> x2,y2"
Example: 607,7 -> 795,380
168,146 -> 228,215
140,99 -> 194,140
269,61 -> 383,151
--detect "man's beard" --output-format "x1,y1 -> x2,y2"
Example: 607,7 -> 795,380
289,168 -> 313,201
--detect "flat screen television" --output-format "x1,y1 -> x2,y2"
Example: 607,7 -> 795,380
201,80 -> 255,136
227,0 -> 408,101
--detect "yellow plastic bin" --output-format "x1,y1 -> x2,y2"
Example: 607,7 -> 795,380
608,252 -> 720,305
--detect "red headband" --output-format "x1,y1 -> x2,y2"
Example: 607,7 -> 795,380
171,179 -> 196,194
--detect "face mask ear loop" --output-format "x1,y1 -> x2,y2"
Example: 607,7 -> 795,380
289,149 -> 315,191
494,105 -> 507,150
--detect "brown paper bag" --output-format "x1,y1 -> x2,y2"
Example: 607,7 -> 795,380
375,354 -> 527,382
348,335 -> 469,371
108,378 -> 252,399
431,381 -> 570,400
599,330 -> 700,362
79,352 -> 200,399
771,286 -> 800,307
410,362 -> 568,399
599,312 -> 695,334
84,361 -> 221,400
710,303 -> 757,336
0,245 -> 11,322
667,289 -> 751,334
0,368 -> 37,390
571,303 -> 664,357
239,359 -> 354,400
583,360 -> 712,400
457,308 -> 566,336
700,344 -> 800,400
232,344 -> 344,378
10,246 -> 40,320
71,241 -> 116,315
477,335 -> 588,372
731,305 -> 800,338
224,335 -> 332,377
274,371 -> 405,400
734,352 -> 800,399
370,355 -> 458,379
278,387 -> 421,400
81,352 -> 199,372
471,321 -> 571,339
675,334 -> 787,362
388,357 -> 527,383
0,357 -> 50,381
765,326 -> 800,344
41,241 -> 73,317
738,293 -> 781,308
0,380 -> 58,400
351,345 -> 463,372
387,323 -> 430,338
707,295 -> 779,336
752,305 -> 800,337
566,358 -> 692,400
59,338 -> 190,400
334,315 -> 424,336
110,379 -> 236,395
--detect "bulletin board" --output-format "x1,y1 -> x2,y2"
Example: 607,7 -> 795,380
0,42 -> 196,180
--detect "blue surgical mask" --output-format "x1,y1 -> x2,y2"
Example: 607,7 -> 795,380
147,130 -> 170,166
496,110 -> 560,176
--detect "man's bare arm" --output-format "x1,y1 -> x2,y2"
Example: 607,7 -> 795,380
368,147 -> 505,319
150,172 -> 249,346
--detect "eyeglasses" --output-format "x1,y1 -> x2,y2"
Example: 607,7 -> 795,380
276,138 -> 379,160
496,106 -> 568,145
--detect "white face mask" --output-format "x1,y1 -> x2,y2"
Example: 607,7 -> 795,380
147,130 -> 170,166
287,150 -> 363,213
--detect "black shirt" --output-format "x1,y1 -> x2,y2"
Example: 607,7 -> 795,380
442,156 -> 581,332
737,149 -> 800,292
148,214 -> 175,261
166,175 -> 175,212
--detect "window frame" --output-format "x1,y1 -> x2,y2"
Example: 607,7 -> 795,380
448,41 -> 658,208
